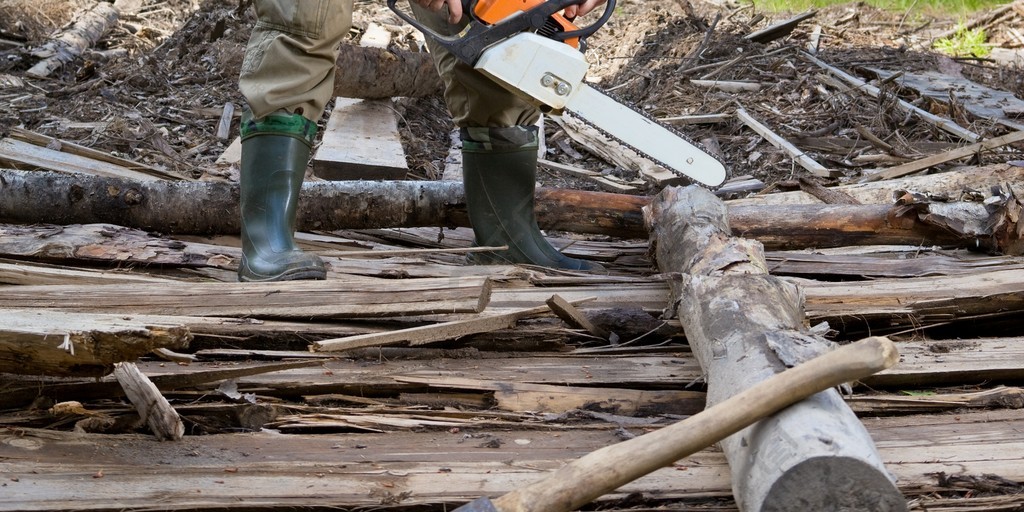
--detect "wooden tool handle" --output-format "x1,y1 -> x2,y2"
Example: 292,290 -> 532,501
491,336 -> 899,512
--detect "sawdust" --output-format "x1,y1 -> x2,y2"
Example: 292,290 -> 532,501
1,0 -> 1023,192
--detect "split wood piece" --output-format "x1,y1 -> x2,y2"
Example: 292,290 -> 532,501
313,97 -> 408,180
744,10 -> 816,44
846,386 -> 1024,415
729,163 -> 1024,207
0,308 -> 191,377
26,2 -> 120,78
645,185 -> 905,512
0,276 -> 492,319
800,268 -> 1024,337
658,113 -> 731,125
545,294 -> 613,341
394,375 -> 704,416
735,107 -> 831,177
0,137 -> 166,182
550,114 -> 684,186
9,127 -> 182,180
1,410 -> 1022,510
688,80 -> 762,93
215,102 -> 234,140
311,297 -> 591,352
113,362 -> 184,441
538,159 -> 638,193
857,130 -> 1024,183
358,22 -> 392,49
803,52 -> 981,142
332,44 -> 442,99
6,170 -> 1016,254
868,69 -> 1024,132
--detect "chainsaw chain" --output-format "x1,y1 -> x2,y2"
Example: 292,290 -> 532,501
564,86 -> 726,182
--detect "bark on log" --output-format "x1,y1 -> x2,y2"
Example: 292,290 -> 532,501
27,3 -> 121,78
333,45 -> 443,99
0,169 -> 1018,253
645,185 -> 906,512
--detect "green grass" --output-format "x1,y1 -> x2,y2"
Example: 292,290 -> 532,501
750,0 -> 1007,16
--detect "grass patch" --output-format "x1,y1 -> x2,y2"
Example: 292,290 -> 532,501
933,23 -> 991,57
750,0 -> 1008,16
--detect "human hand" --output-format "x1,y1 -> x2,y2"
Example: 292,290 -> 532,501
563,0 -> 607,19
411,0 -> 464,24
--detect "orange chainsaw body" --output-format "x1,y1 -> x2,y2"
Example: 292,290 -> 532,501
471,0 -> 580,47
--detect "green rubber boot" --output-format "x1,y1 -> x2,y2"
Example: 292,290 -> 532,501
238,111 -> 326,282
462,126 -> 603,271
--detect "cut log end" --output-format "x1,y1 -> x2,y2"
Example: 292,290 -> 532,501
760,456 -> 907,512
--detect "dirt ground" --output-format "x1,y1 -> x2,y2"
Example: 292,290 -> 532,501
1,0 -> 1023,193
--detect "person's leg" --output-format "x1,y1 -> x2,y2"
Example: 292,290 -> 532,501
410,3 -> 601,270
236,0 -> 352,282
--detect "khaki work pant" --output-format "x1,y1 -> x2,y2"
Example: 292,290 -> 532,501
239,0 -> 539,128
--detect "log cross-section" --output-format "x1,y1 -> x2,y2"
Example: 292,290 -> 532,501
645,185 -> 906,512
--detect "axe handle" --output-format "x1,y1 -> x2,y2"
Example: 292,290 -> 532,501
489,336 -> 900,512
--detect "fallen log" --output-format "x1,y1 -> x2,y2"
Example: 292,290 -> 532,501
27,2 -> 121,78
332,45 -> 442,99
644,186 -> 905,511
0,169 -> 1019,253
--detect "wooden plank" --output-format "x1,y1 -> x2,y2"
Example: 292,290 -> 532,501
9,128 -> 182,180
736,107 -> 831,177
764,250 -> 1024,279
312,97 -> 408,180
538,159 -> 639,193
0,309 -> 191,377
0,137 -> 164,182
858,129 -> 1024,183
1,410 -> 1022,510
0,276 -> 493,319
358,22 -> 392,48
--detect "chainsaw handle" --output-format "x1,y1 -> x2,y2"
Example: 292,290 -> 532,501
552,0 -> 615,43
388,0 -> 595,64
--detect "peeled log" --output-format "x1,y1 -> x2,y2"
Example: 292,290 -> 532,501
0,169 -> 1017,252
333,45 -> 443,99
644,186 -> 906,512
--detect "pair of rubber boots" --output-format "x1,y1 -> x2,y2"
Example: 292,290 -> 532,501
238,114 -> 599,282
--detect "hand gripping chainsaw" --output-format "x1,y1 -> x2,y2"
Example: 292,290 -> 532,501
387,0 -> 727,186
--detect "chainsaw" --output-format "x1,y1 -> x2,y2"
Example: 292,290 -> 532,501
387,0 -> 727,186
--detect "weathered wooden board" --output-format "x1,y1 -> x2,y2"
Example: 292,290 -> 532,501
0,137 -> 162,182
1,410 -> 1021,510
313,97 -> 408,180
0,308 -> 191,377
0,276 -> 493,319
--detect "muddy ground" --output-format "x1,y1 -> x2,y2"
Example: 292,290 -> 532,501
1,0 -> 1023,193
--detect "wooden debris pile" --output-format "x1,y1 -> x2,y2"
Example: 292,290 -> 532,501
2,1 -> 1024,511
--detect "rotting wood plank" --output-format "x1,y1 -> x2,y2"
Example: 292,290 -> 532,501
765,250 -> 1024,279
1,410 -> 1022,511
0,309 -> 191,377
312,97 -> 408,180
9,127 -> 183,180
0,276 -> 492,319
